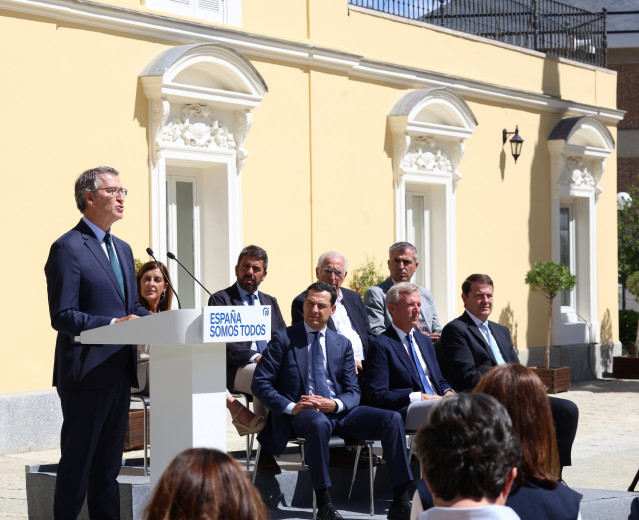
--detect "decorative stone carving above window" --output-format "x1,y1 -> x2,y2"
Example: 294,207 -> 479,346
159,104 -> 237,150
559,156 -> 599,190
400,136 -> 453,175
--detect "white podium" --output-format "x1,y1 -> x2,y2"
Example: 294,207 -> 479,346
78,309 -> 226,488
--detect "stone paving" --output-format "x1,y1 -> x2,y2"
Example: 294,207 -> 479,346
1,378 -> 638,518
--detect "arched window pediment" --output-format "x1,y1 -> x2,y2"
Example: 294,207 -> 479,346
141,43 -> 267,172
389,87 -> 478,190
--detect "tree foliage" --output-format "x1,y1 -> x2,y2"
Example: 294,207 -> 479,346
348,256 -> 386,300
524,262 -> 576,300
618,185 -> 639,286
525,261 -> 577,368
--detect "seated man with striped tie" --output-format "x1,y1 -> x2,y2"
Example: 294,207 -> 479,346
252,281 -> 414,520
366,282 -> 455,431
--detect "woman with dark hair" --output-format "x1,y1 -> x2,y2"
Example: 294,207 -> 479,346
473,364 -> 581,519
144,448 -> 268,520
133,261 -> 265,435
411,363 -> 581,520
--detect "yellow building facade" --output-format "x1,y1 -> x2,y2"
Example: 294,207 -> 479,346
0,0 -> 622,450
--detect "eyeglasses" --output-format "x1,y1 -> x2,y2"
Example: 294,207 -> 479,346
321,268 -> 344,278
94,187 -> 128,198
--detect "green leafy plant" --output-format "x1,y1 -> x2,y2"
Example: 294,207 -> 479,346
525,261 -> 577,369
134,257 -> 144,274
348,256 -> 386,300
618,185 -> 639,306
624,272 -> 639,357
619,309 -> 639,356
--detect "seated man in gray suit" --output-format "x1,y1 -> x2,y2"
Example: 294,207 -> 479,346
364,242 -> 441,339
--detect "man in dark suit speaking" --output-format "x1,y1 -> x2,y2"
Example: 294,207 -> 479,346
208,245 -> 286,419
45,166 -> 150,519
367,282 -> 454,431
291,251 -> 372,401
252,282 -> 414,520
440,273 -> 579,473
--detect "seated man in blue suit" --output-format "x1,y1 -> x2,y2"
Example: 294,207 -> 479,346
291,251 -> 373,403
364,242 -> 442,340
252,282 -> 414,520
440,273 -> 579,475
367,282 -> 454,431
45,166 -> 150,519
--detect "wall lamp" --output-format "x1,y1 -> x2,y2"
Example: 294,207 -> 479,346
503,126 -> 524,163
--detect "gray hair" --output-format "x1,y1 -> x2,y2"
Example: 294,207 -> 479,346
316,251 -> 348,271
389,241 -> 418,262
74,166 -> 120,213
386,281 -> 420,306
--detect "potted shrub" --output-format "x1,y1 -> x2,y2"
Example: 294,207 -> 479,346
349,256 -> 386,300
524,262 -> 576,393
613,271 -> 639,379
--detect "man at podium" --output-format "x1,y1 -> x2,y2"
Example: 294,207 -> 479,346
45,166 -> 150,519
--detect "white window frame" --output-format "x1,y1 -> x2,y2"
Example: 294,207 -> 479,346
547,116 -> 614,345
389,88 -> 477,324
144,0 -> 242,26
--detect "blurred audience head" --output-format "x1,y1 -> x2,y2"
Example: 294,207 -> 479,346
415,393 -> 521,506
144,448 -> 267,520
475,363 -> 560,487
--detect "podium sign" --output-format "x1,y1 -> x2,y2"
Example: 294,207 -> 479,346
203,305 -> 271,342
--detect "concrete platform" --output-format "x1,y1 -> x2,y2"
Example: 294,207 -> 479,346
24,449 -> 639,520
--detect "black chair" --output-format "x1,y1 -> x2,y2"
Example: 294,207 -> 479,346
130,393 -> 150,476
251,436 -> 376,517
629,468 -> 639,492
230,390 -> 257,469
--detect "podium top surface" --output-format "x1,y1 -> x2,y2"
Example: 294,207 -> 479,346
78,309 -> 203,345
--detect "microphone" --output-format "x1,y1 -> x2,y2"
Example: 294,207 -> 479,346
167,251 -> 213,297
146,247 -> 181,309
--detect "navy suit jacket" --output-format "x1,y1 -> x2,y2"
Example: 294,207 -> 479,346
367,326 -> 453,413
208,283 -> 286,386
251,323 -> 361,455
291,287 -> 373,357
440,311 -> 519,391
44,219 -> 150,390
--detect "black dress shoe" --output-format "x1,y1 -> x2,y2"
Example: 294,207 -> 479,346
387,498 -> 412,520
318,502 -> 344,520
257,451 -> 281,474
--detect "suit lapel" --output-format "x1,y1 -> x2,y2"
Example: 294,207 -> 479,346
462,312 -> 497,364
387,328 -> 422,388
229,284 -> 245,306
290,324 -> 310,393
81,229 -> 126,305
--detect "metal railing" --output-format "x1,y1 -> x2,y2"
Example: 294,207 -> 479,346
348,0 -> 607,67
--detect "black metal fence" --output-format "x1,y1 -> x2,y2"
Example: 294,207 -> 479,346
348,0 -> 607,67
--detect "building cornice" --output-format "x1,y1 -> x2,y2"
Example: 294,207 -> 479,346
0,0 -> 625,123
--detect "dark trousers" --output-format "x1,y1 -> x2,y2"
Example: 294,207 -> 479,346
290,405 -> 412,490
549,396 -> 579,468
54,381 -> 130,520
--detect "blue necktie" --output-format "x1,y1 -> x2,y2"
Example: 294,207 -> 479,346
248,294 -> 268,353
311,331 -> 330,398
104,233 -> 125,298
480,322 -> 506,365
407,333 -> 434,395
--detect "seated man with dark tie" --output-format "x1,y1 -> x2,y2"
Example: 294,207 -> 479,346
440,273 -> 579,476
252,282 -> 414,520
208,245 -> 286,421
367,282 -> 454,431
